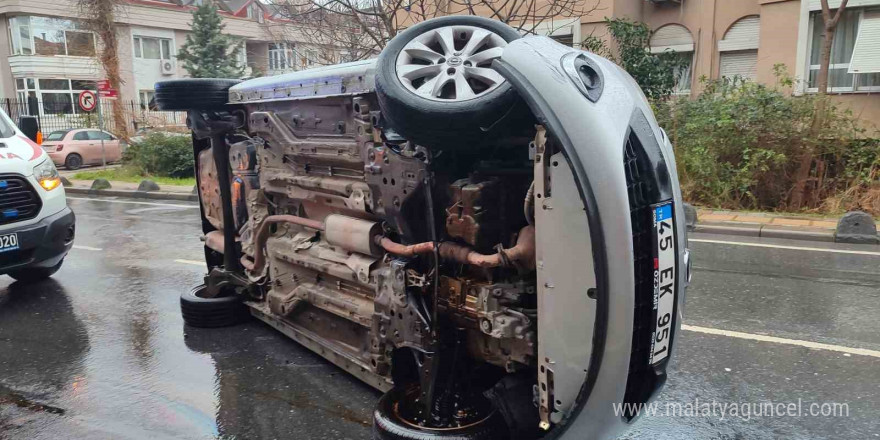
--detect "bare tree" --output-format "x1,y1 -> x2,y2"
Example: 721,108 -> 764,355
76,0 -> 129,138
790,0 -> 849,209
263,0 -> 599,65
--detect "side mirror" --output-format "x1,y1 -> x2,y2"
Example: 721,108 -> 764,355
19,115 -> 40,143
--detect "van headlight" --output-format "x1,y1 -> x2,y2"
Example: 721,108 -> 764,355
33,159 -> 61,191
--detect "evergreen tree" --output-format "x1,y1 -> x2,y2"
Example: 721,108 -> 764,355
177,2 -> 244,78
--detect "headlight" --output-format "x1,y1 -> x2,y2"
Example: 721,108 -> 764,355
33,159 -> 61,191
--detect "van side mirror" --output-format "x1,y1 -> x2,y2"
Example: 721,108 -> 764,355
19,115 -> 40,143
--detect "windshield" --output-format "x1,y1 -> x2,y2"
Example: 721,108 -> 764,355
46,131 -> 69,141
0,108 -> 15,139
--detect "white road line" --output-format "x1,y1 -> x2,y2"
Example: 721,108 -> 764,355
67,197 -> 199,209
73,245 -> 103,251
689,238 -> 880,256
682,324 -> 880,359
175,259 -> 205,266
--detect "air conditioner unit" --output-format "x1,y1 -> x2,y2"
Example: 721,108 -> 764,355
160,60 -> 175,75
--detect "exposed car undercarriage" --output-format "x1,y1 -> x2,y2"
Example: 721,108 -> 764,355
197,92 -> 548,433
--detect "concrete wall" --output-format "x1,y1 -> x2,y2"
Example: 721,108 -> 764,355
0,17 -> 14,99
755,0 -> 801,85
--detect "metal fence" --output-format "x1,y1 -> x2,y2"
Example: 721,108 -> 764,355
0,98 -> 187,136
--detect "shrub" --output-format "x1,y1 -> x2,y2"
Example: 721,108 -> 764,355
123,132 -> 194,178
656,71 -> 879,215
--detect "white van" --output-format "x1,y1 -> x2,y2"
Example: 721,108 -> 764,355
0,109 -> 75,282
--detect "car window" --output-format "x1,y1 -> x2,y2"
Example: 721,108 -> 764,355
0,109 -> 15,139
88,131 -> 113,141
73,131 -> 90,141
46,131 -> 69,141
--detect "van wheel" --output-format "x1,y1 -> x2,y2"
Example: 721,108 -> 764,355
372,387 -> 507,440
180,284 -> 250,328
155,78 -> 241,111
64,154 -> 83,170
375,16 -> 522,148
7,259 -> 64,283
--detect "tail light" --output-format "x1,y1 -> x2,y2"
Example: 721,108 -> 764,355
56,144 -> 64,152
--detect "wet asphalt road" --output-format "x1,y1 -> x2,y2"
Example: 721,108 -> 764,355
1,196 -> 879,440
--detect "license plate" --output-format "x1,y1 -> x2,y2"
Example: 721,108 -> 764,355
0,233 -> 19,253
649,202 -> 676,365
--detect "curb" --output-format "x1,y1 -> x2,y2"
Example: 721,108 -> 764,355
66,187 -> 199,202
694,222 -> 838,243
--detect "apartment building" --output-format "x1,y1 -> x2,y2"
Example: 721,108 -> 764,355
0,0 -> 323,116
542,0 -> 879,123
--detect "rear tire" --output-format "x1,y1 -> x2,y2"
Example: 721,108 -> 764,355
155,78 -> 241,111
180,284 -> 250,328
8,259 -> 63,283
64,153 -> 83,170
372,387 -> 507,440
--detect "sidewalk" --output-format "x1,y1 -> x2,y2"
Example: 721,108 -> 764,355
693,207 -> 879,243
64,178 -> 197,202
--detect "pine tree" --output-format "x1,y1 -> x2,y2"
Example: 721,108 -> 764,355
177,2 -> 244,78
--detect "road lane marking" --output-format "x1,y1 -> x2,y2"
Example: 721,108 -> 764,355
73,245 -> 103,251
682,324 -> 880,359
175,259 -> 205,266
67,197 -> 199,209
689,238 -> 880,256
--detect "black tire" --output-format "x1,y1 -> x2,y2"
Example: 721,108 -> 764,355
8,259 -> 63,283
372,388 -> 507,440
375,16 -> 523,148
64,153 -> 83,170
154,78 -> 241,111
180,284 -> 250,328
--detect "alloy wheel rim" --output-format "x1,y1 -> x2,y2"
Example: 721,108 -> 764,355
395,25 -> 508,102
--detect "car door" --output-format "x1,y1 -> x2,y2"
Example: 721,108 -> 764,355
88,130 -> 120,163
70,130 -> 96,165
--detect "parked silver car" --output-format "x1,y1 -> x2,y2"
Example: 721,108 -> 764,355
157,16 -> 688,440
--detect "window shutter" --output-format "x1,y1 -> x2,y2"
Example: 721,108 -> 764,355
719,50 -> 758,80
849,11 -> 880,74
718,16 -> 760,52
650,24 -> 694,53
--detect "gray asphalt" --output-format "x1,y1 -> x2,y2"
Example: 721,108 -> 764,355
1,197 -> 878,440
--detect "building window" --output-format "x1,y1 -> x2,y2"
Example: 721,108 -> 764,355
8,16 -> 96,57
133,36 -> 173,60
807,8 -> 880,93
269,42 -> 293,71
247,4 -> 264,23
650,24 -> 695,94
301,49 -> 318,69
718,16 -> 761,82
15,77 -> 98,116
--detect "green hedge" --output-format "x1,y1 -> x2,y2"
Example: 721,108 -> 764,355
655,72 -> 879,215
123,132 -> 194,178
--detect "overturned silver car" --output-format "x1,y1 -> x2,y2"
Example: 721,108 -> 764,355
157,15 -> 688,440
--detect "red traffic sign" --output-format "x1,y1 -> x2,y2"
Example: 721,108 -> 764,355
97,79 -> 111,91
78,90 -> 97,112
98,89 -> 118,99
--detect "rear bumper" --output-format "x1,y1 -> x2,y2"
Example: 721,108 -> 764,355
46,152 -> 65,166
0,207 -> 75,274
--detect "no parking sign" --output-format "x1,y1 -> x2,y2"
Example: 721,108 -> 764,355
78,90 -> 97,112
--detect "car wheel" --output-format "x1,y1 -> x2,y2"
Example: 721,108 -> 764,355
375,16 -> 523,148
8,259 -> 64,283
180,284 -> 250,328
64,153 -> 83,170
155,78 -> 241,111
372,387 -> 507,440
